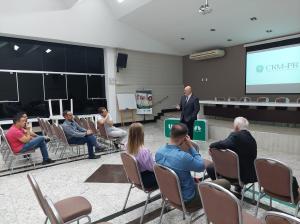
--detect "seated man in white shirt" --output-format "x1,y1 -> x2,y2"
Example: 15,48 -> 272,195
96,107 -> 127,148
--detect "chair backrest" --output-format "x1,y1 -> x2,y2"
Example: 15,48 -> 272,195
51,123 -> 60,140
73,116 -> 82,126
255,158 -> 293,201
228,97 -> 237,102
0,126 -> 18,155
37,117 -> 45,133
154,164 -> 184,210
27,174 -> 47,216
209,148 -> 241,184
214,97 -> 226,101
80,118 -> 89,130
44,120 -> 54,137
40,119 -> 50,135
57,125 -> 69,145
88,120 -> 98,134
199,182 -> 242,224
120,152 -> 144,189
275,97 -> 290,103
264,211 -> 300,224
240,97 -> 251,102
98,123 -> 109,139
44,196 -> 64,224
257,97 -> 269,102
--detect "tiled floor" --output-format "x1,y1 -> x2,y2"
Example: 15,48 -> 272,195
0,122 -> 299,224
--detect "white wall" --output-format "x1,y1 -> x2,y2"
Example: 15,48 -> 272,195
115,49 -> 183,123
0,0 -> 181,55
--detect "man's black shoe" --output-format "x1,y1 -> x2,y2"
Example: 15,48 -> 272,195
23,154 -> 31,159
234,185 -> 242,194
88,155 -> 101,159
44,137 -> 51,143
42,158 -> 55,165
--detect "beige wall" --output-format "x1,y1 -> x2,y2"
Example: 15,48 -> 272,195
115,49 -> 183,123
183,45 -> 299,101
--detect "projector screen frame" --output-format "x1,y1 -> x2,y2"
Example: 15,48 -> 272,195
244,36 -> 300,95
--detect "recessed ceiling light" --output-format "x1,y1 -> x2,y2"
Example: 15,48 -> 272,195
14,45 -> 19,51
117,0 -> 125,3
210,28 -> 216,32
266,29 -> 272,33
250,17 -> 257,21
180,37 -> 185,40
227,39 -> 232,42
45,49 -> 52,53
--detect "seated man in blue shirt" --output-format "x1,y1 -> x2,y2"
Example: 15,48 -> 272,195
155,123 -> 230,209
61,110 -> 105,159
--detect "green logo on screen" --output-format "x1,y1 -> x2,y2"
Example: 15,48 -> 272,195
256,65 -> 264,73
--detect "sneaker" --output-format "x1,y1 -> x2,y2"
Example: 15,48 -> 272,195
42,158 -> 55,165
88,155 -> 101,159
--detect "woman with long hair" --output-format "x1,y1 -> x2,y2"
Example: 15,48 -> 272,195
126,123 -> 157,188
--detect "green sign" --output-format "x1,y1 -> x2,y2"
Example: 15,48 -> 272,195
164,118 -> 207,141
164,118 -> 180,138
193,119 -> 207,141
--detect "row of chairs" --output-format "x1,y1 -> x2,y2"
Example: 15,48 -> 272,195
121,151 -> 300,224
0,126 -> 36,172
74,116 -> 121,151
209,149 -> 300,217
215,96 -> 300,103
38,117 -> 120,157
37,118 -> 86,159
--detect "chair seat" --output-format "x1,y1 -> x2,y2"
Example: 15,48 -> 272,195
264,189 -> 300,203
243,211 -> 262,224
55,196 -> 92,222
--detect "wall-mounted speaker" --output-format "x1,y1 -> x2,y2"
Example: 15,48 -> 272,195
116,53 -> 128,72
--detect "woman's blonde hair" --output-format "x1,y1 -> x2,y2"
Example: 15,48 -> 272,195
127,122 -> 144,155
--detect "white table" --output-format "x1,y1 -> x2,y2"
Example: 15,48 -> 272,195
199,100 -> 300,116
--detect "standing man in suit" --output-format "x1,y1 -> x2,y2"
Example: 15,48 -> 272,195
176,86 -> 200,139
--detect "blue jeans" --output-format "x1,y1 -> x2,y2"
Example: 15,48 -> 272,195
20,136 -> 49,161
68,135 -> 98,158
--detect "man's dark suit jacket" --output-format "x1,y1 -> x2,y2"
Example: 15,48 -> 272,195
179,95 -> 200,123
209,130 -> 257,184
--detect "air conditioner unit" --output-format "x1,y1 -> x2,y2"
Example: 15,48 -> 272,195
189,49 -> 225,61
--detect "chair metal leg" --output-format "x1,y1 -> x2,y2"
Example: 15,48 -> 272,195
122,184 -> 133,211
255,192 -> 262,217
44,217 -> 48,224
159,199 -> 166,224
295,202 -> 300,217
206,217 -> 209,224
269,197 -> 272,210
140,192 -> 151,224
252,184 -> 255,202
189,213 -> 193,224
182,211 -> 186,220
241,185 -> 246,205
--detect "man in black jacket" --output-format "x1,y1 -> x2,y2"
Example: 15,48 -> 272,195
176,86 -> 200,139
206,117 -> 257,186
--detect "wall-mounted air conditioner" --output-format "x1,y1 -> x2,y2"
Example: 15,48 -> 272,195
189,49 -> 225,61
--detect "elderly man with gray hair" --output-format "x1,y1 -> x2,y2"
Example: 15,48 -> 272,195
206,117 -> 257,192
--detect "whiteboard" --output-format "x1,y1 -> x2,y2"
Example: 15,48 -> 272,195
117,93 -> 137,110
